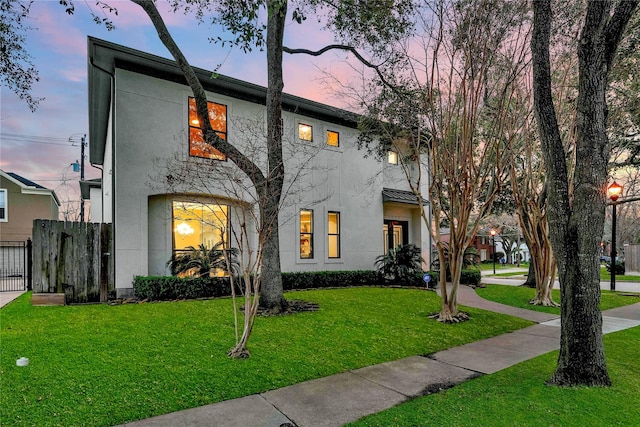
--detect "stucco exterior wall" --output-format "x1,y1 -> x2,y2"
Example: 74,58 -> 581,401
107,68 -> 430,294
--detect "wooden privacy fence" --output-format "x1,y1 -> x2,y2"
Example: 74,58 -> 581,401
626,244 -> 640,274
32,220 -> 114,304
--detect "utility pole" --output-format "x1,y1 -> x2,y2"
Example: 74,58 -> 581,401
69,133 -> 87,222
80,134 -> 86,222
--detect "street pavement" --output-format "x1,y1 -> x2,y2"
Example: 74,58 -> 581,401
116,282 -> 640,427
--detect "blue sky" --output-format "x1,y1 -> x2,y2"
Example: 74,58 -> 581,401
0,0 -> 355,209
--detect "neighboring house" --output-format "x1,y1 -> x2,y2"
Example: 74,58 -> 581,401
435,228 -> 495,262
0,170 -> 60,241
435,228 -> 531,264
80,178 -> 103,223
87,38 -> 431,298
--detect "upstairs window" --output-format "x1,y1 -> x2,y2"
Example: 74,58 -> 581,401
298,123 -> 313,142
387,151 -> 398,165
300,209 -> 314,259
188,97 -> 227,160
0,189 -> 6,221
326,130 -> 339,147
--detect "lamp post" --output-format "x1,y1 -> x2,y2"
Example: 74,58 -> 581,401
608,181 -> 623,291
490,229 -> 497,275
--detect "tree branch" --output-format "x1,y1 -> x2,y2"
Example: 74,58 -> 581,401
604,0 -> 639,67
130,0 -> 266,189
283,44 -> 401,94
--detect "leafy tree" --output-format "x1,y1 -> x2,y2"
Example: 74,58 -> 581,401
531,0 -> 638,386
130,0 -> 416,356
0,0 -> 41,111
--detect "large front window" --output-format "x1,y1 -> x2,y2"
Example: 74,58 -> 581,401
172,201 -> 228,251
300,209 -> 314,259
188,97 -> 227,160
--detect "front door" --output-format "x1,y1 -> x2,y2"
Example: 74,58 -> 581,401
383,220 -> 409,253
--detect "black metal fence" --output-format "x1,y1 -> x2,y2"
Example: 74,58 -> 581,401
0,240 -> 32,291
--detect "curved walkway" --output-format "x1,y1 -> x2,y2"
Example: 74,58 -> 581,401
115,286 -> 638,427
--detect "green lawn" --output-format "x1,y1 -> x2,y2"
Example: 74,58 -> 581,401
1,288 -> 532,427
477,263 -> 525,271
600,266 -> 640,282
349,325 -> 640,426
476,284 -> 640,315
481,266 -> 640,282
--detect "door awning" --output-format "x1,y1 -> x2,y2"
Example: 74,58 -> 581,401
382,188 -> 429,205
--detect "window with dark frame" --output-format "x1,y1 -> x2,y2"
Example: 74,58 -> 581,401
300,209 -> 314,259
328,211 -> 340,258
188,97 -> 227,160
326,130 -> 339,147
298,123 -> 313,142
0,189 -> 7,221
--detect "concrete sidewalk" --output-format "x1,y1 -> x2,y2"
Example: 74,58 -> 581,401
0,290 -> 26,308
118,287 -> 640,427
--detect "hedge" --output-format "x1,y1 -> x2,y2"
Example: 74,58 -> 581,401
133,276 -> 234,301
132,269 -> 483,302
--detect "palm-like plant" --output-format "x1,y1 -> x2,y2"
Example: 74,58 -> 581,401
375,244 -> 425,282
167,242 -> 239,277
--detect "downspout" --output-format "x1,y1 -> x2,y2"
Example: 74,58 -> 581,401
89,55 -> 117,295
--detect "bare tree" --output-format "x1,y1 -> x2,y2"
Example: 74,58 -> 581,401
355,0 -> 530,322
531,0 -> 638,386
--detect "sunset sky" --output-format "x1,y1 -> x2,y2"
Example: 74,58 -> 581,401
0,0 -> 357,213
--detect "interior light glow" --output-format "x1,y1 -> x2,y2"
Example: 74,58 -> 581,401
175,222 -> 195,235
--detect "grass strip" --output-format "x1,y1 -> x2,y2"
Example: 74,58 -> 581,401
476,284 -> 639,315
349,325 -> 640,427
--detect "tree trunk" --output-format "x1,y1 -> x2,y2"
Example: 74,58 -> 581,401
258,0 -> 287,312
531,0 -> 638,386
521,262 -> 535,288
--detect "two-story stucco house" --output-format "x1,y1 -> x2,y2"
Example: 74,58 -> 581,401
0,170 -> 60,241
86,37 -> 431,298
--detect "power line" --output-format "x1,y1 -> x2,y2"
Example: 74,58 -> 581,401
0,133 -> 81,147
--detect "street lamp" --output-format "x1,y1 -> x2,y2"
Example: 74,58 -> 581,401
608,181 -> 623,291
490,229 -> 497,275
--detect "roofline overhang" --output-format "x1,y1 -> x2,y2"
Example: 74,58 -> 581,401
88,37 -> 360,166
381,188 -> 429,206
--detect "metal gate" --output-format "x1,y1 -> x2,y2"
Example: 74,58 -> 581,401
0,240 -> 31,291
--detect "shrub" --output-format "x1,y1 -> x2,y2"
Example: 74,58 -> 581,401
606,260 -> 625,275
134,276 -> 234,301
166,243 -> 239,277
133,270 -> 437,302
374,244 -> 425,281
